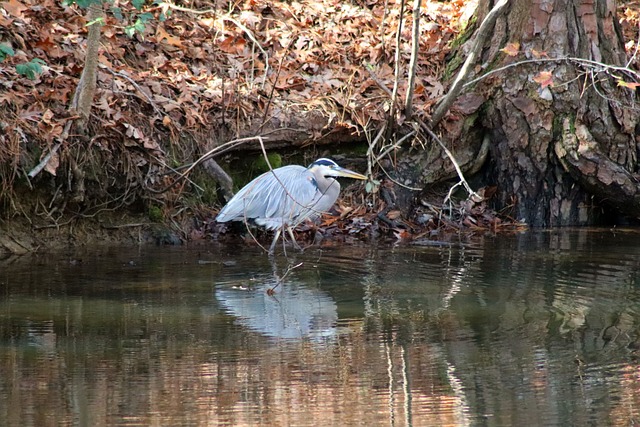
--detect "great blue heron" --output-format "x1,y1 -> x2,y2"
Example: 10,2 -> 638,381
216,158 -> 367,253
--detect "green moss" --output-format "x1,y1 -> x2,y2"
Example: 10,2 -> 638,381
253,153 -> 282,173
463,112 -> 479,129
341,142 -> 369,156
450,16 -> 476,50
552,113 -> 576,140
443,18 -> 476,81
199,182 -> 218,205
443,56 -> 462,80
148,205 -> 163,222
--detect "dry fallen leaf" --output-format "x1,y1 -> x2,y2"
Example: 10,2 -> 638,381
44,151 -> 59,176
531,48 -> 548,58
156,26 -> 183,48
533,71 -> 554,89
500,42 -> 520,57
1,0 -> 27,18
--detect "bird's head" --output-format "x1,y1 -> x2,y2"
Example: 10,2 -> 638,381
308,158 -> 367,180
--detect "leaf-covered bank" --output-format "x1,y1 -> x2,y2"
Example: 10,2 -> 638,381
1,0 -> 639,255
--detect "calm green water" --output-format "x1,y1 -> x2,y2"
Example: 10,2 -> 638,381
1,229 -> 640,426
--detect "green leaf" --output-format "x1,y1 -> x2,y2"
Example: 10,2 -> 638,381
86,16 -> 105,27
131,0 -> 145,10
133,18 -> 146,33
365,181 -> 373,194
364,179 -> 380,194
0,44 -> 14,62
16,64 -> 35,79
110,6 -> 123,20
62,0 -> 103,8
138,12 -> 153,23
16,58 -> 46,79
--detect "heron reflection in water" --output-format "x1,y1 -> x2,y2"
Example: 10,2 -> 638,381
216,158 -> 367,254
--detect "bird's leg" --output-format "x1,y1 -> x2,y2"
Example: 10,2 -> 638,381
269,228 -> 282,255
286,225 -> 302,251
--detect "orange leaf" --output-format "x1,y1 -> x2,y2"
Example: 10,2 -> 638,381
500,42 -> 520,57
0,13 -> 13,26
533,71 -> 553,89
387,210 -> 401,220
531,49 -> 548,58
156,26 -> 183,48
1,0 -> 27,18
219,36 -> 246,54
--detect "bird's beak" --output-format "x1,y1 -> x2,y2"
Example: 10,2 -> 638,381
333,166 -> 367,180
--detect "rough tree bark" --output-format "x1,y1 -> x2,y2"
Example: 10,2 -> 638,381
411,0 -> 639,226
71,3 -> 103,135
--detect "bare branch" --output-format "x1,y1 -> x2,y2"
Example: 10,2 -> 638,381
388,0 -> 406,125
418,120 -> 482,202
430,0 -> 509,128
27,142 -> 62,179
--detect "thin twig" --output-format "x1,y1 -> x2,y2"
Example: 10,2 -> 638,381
365,66 -> 394,98
376,162 -> 422,192
625,15 -> 640,69
269,261 -> 303,292
28,142 -> 62,178
366,122 -> 386,178
376,130 -> 415,163
430,0 -> 509,127
388,0 -> 406,125
99,64 -> 164,116
151,136 -> 257,193
101,223 -> 149,229
418,119 -> 481,202
463,56 -> 640,89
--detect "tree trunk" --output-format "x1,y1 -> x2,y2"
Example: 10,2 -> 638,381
420,0 -> 639,226
71,3 -> 103,135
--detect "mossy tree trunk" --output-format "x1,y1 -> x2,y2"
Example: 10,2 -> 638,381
416,0 -> 639,226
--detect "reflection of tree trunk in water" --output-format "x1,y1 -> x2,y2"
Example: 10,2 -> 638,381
410,0 -> 639,226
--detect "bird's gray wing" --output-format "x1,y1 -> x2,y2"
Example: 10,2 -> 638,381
215,170 -> 272,222
258,166 -> 321,228
216,166 -> 320,229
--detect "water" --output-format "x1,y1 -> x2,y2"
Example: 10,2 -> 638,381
1,229 -> 640,426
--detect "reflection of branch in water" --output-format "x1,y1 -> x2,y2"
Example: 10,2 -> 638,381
402,345 -> 413,427
385,340 -> 396,426
446,361 -> 472,427
268,260 -> 303,295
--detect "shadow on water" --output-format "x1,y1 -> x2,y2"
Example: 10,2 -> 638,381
1,229 -> 640,425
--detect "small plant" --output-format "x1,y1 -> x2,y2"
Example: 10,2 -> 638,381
16,58 -> 46,80
124,12 -> 154,38
0,44 -> 14,62
63,0 -> 156,38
